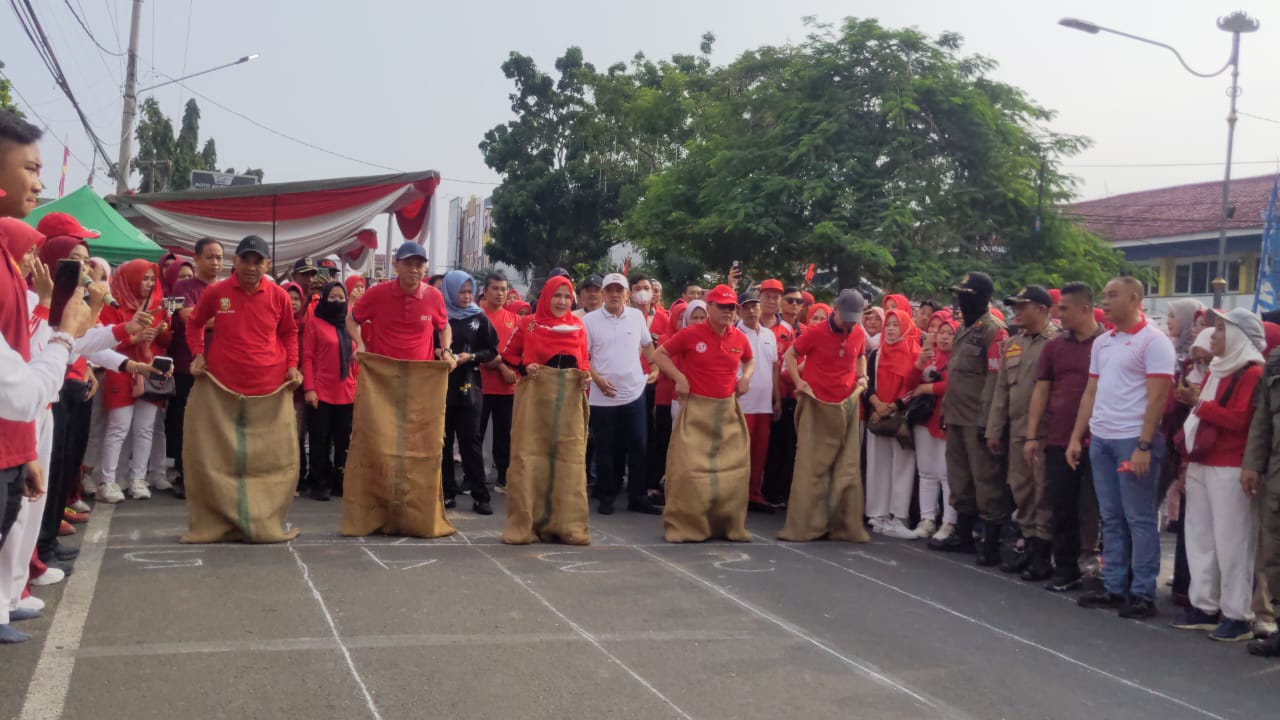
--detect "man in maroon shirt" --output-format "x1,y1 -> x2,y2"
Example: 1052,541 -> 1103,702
1023,282 -> 1102,592
166,237 -> 223,497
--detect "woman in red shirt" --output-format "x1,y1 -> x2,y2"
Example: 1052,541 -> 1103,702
501,276 -> 590,382
96,260 -> 169,503
302,281 -> 358,502
907,310 -> 958,541
865,308 -> 920,539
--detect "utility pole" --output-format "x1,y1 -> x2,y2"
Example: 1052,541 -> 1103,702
115,0 -> 143,195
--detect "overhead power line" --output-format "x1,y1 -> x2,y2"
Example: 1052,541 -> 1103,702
0,68 -> 108,177
62,0 -> 125,56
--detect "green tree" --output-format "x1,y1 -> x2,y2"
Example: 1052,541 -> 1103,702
0,61 -> 21,116
131,98 -> 262,192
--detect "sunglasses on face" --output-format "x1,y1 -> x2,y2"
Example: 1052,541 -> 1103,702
713,303 -> 737,312
783,298 -> 804,305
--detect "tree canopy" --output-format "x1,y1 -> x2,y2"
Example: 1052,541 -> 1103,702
132,98 -> 263,193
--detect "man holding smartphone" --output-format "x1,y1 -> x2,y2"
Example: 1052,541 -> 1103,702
167,238 -> 224,498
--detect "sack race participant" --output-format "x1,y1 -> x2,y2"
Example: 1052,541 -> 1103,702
778,290 -> 871,542
500,275 -> 593,545
652,284 -> 755,543
340,354 -> 456,538
182,235 -> 302,543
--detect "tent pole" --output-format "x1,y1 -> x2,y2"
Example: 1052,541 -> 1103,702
385,212 -> 393,279
271,194 -> 278,268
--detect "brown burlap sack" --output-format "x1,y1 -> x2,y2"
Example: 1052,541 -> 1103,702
181,374 -> 301,544
502,368 -> 591,545
777,390 -> 869,543
340,353 -> 456,539
664,394 -> 751,543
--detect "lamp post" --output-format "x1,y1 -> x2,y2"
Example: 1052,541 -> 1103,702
1059,13 -> 1260,309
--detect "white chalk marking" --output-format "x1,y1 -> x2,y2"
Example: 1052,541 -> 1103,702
633,546 -> 945,715
20,504 -> 115,720
122,549 -> 203,570
537,551 -> 610,574
772,542 -> 1229,720
709,550 -> 773,573
845,549 -> 897,567
289,544 -> 383,720
476,546 -> 694,720
360,547 -> 390,570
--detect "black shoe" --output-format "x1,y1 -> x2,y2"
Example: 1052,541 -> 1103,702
1044,568 -> 1083,593
1170,607 -> 1220,631
496,473 -> 507,489
311,485 -> 331,502
1020,538 -> 1054,582
1119,596 -> 1157,620
598,497 -> 615,515
747,501 -> 775,515
1248,632 -> 1280,657
975,523 -> 1002,567
473,501 -> 493,516
53,544 -> 80,562
929,515 -> 975,553
172,480 -> 186,500
647,490 -> 666,507
1077,589 -> 1126,609
999,540 -> 1028,574
627,500 -> 663,516
444,498 -> 457,510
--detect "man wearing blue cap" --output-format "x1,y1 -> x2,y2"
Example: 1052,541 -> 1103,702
349,242 -> 454,364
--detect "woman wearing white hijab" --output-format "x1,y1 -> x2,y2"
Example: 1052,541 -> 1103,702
1174,308 -> 1265,642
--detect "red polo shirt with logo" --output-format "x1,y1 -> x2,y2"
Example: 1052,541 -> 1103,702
351,279 -> 448,361
187,276 -> 298,396
482,305 -> 518,396
661,321 -> 753,399
790,319 -> 867,403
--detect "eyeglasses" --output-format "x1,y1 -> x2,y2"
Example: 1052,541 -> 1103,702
783,298 -> 804,305
713,303 -> 737,312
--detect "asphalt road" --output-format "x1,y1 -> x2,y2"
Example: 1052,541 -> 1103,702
3,491 -> 1277,720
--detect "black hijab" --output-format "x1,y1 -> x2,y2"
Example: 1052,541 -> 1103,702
316,281 -> 353,380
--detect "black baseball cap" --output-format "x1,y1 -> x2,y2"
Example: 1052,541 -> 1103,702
548,266 -> 572,281
580,274 -> 604,290
292,257 -> 318,274
1004,285 -> 1053,308
738,289 -> 762,306
394,242 -> 428,261
951,272 -> 994,296
235,235 -> 270,259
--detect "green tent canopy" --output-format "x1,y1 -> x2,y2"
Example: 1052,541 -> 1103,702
25,186 -> 164,264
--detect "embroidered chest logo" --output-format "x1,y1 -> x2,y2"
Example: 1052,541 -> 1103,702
218,297 -> 231,311
1005,344 -> 1023,359
469,319 -> 480,332
695,341 -> 708,353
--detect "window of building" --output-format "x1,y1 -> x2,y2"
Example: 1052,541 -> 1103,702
1172,259 -> 1244,295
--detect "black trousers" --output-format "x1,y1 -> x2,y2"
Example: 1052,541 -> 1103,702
648,404 -> 672,490
636,383 -> 659,491
443,394 -> 490,503
166,373 -> 195,476
590,396 -> 649,504
1,466 -> 26,551
307,401 -> 353,495
481,394 -> 513,485
763,397 -> 797,504
1044,445 -> 1090,572
40,382 -> 91,555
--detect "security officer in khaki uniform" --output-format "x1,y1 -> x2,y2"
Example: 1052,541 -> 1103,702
930,272 -> 1010,565
1242,348 -> 1280,657
986,286 -> 1058,579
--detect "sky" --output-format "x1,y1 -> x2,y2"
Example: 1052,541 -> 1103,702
4,0 -> 1279,249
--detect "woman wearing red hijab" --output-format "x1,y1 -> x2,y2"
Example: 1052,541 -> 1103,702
805,303 -> 831,327
865,308 -> 921,539
95,260 -> 170,503
907,310 -> 960,541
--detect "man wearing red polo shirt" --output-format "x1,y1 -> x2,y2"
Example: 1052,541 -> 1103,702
188,235 -> 300,394
479,272 -> 519,488
349,242 -> 452,363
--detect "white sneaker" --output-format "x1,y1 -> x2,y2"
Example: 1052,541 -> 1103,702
31,567 -> 66,587
869,516 -> 888,534
69,499 -> 91,514
913,519 -> 938,539
932,522 -> 956,542
150,472 -> 172,491
1254,619 -> 1278,638
82,474 -> 96,497
881,517 -> 917,540
98,482 -> 126,504
17,596 -> 45,612
129,480 -> 151,500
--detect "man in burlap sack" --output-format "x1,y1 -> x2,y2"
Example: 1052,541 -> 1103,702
778,289 -> 871,542
341,242 -> 458,539
651,284 -> 755,543
183,235 -> 302,543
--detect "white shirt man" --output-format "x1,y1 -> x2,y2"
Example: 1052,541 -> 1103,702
736,291 -> 781,512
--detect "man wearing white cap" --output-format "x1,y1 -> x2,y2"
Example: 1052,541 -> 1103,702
582,273 -> 662,515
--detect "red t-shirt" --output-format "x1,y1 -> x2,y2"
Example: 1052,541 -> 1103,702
639,307 -> 668,375
482,305 -> 518,397
351,280 -> 448,361
764,316 -> 797,398
187,276 -> 299,396
791,320 -> 867,403
661,322 -> 753,399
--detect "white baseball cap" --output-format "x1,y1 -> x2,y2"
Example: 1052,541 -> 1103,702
602,272 -> 628,290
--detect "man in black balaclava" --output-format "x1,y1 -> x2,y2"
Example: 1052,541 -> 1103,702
929,272 -> 1012,566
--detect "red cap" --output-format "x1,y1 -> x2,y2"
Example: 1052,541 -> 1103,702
1048,288 -> 1061,305
759,279 -> 785,293
36,212 -> 100,239
990,308 -> 1005,322
705,284 -> 738,305
801,291 -> 815,304
1093,308 -> 1106,324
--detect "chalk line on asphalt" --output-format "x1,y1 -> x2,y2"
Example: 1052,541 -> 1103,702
289,544 -> 384,720
769,540 -> 1230,720
19,504 -> 115,720
475,545 -> 696,720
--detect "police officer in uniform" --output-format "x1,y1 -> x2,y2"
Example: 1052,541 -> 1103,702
929,272 -> 1010,565
986,285 -> 1058,578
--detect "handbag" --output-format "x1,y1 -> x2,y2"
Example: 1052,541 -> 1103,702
1173,367 -> 1246,463
132,370 -> 176,399
905,394 -> 936,427
867,408 -> 905,437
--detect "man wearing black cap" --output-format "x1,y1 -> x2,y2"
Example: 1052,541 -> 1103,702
986,285 -> 1058,578
930,272 -> 1010,563
292,257 -> 324,308
574,274 -> 604,319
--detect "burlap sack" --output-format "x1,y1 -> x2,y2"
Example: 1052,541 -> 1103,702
664,394 -> 751,543
777,390 -> 870,543
181,374 -> 301,544
502,368 -> 591,545
340,353 -> 456,539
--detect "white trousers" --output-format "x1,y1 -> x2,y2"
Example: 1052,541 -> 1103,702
1185,463 -> 1259,621
99,401 -> 159,487
0,408 -> 52,624
913,427 -> 956,525
866,433 -> 916,520
148,406 -> 167,477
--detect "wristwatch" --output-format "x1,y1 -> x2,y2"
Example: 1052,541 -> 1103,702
1137,440 -> 1153,452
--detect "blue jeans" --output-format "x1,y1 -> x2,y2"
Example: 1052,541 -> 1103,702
1089,435 -> 1165,601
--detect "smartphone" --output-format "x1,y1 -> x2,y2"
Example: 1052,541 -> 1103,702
162,296 -> 186,313
49,259 -> 85,327
151,356 -> 174,374
731,260 -> 741,271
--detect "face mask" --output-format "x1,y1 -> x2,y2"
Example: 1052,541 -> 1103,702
633,290 -> 653,305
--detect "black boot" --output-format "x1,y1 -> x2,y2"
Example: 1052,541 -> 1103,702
1021,538 -> 1054,582
975,522 -> 1002,567
929,514 -> 975,553
999,529 -> 1029,574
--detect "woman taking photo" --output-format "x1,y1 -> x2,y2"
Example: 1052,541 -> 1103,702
440,271 -> 499,515
907,310 -> 959,541
302,281 -> 359,502
865,308 -> 920,539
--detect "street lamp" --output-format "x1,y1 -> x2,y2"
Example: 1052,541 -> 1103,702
1059,13 -> 1260,309
136,54 -> 259,93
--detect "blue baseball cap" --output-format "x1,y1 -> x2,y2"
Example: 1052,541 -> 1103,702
394,242 -> 428,262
